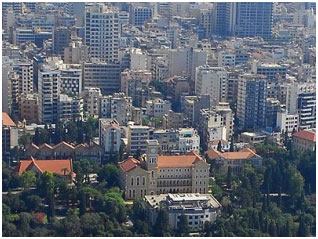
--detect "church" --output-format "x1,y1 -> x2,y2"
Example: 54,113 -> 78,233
119,140 -> 210,200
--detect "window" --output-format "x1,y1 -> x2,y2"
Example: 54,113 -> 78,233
131,177 -> 134,186
136,177 -> 140,186
142,176 -> 146,185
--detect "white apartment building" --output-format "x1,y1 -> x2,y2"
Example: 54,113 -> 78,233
60,64 -> 82,96
38,65 -> 61,123
82,87 -> 102,118
99,119 -> 121,154
146,98 -> 171,118
100,93 -> 132,126
57,94 -> 83,122
127,124 -> 150,155
195,65 -> 228,106
178,128 -> 200,153
168,46 -> 207,81
145,194 -> 221,232
63,40 -> 88,64
276,110 -> 299,135
85,3 -> 119,62
120,69 -> 152,96
83,61 -> 121,95
13,61 -> 34,95
218,50 -> 236,67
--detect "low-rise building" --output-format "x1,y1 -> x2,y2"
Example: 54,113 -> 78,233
18,93 -> 39,124
146,98 -> 171,118
16,157 -> 73,181
144,193 -> 221,232
162,110 -> 184,130
178,128 -> 200,153
205,148 -> 263,174
119,140 -> 210,200
292,129 -> 316,153
153,129 -> 179,154
276,110 -> 299,135
24,141 -> 103,161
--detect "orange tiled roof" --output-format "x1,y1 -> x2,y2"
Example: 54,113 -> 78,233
119,156 -> 140,172
104,123 -> 120,130
2,112 -> 16,127
206,148 -> 260,160
293,130 -> 316,142
205,149 -> 222,159
157,151 -> 203,168
17,157 -> 72,175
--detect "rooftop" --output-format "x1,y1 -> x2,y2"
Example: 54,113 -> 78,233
293,130 -> 316,142
2,112 -> 16,127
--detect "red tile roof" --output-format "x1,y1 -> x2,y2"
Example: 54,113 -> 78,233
104,123 -> 120,130
293,130 -> 316,142
157,151 -> 204,168
2,112 -> 16,127
17,157 -> 72,175
119,156 -> 140,172
205,148 -> 260,160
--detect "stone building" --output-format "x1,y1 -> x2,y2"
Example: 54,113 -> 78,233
119,140 -> 210,200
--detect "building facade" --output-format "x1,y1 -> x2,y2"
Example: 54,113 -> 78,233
119,140 -> 210,200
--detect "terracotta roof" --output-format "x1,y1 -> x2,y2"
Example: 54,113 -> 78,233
2,112 -> 16,127
222,152 -> 254,160
104,123 -> 120,130
157,151 -> 204,168
293,130 -> 316,142
205,149 -> 222,159
17,157 -> 72,175
119,156 -> 140,172
205,148 -> 260,160
32,212 -> 47,224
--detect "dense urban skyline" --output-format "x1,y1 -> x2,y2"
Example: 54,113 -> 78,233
2,2 -> 316,237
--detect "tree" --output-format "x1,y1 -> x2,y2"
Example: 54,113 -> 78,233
81,213 -> 105,236
36,172 -> 55,200
97,164 -> 120,188
230,137 -> 234,152
176,214 -> 190,236
297,216 -> 308,237
153,208 -> 171,237
63,213 -> 83,237
269,220 -> 277,237
24,195 -> 42,212
226,166 -> 232,189
17,212 -> 32,236
20,171 -> 36,190
134,149 -> 142,159
217,140 -> 222,151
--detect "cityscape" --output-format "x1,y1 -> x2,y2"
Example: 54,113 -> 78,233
2,2 -> 316,237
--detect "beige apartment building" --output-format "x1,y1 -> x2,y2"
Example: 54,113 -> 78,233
292,129 -> 316,153
119,140 -> 210,200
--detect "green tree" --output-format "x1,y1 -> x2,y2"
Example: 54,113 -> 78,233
153,208 -> 171,236
63,213 -> 83,236
176,214 -> 190,236
230,137 -> 234,152
297,216 -> 308,237
81,213 -> 105,236
226,166 -> 232,189
20,171 -> 36,190
98,164 -> 120,188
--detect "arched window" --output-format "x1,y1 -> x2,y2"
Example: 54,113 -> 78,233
152,170 -> 154,178
136,177 -> 140,186
131,177 -> 134,186
142,176 -> 146,185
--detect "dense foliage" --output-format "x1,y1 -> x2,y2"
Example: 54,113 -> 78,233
2,143 -> 315,237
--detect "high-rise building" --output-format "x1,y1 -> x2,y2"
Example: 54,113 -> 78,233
130,5 -> 153,28
233,3 -> 273,38
83,61 -> 121,95
38,64 -> 61,124
195,66 -> 228,107
53,27 -> 71,56
237,74 -> 267,129
214,2 -> 273,39
85,3 -> 119,62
